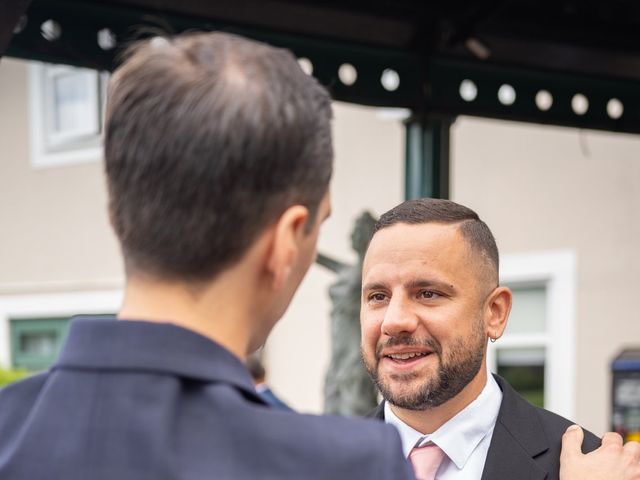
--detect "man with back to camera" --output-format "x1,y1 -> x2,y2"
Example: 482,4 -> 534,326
0,31 -> 413,480
360,198 -> 611,479
0,31 -> 637,480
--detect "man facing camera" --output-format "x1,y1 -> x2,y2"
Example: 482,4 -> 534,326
362,198 -> 600,479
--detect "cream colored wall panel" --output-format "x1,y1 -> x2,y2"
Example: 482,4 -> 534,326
0,58 -> 123,293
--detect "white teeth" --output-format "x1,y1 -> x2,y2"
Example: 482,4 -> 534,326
388,352 -> 427,360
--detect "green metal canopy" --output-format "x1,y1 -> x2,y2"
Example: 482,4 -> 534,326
3,0 -> 640,198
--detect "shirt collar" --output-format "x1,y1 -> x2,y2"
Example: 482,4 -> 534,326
55,316 -> 259,398
385,401 -> 424,458
385,373 -> 503,469
255,383 -> 268,393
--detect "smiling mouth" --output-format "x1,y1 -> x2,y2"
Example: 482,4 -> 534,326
385,352 -> 431,361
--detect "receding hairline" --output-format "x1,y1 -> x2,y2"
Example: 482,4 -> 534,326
110,33 -> 272,94
372,219 -> 499,286
104,31 -> 333,283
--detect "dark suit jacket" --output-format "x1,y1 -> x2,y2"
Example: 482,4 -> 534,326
0,317 -> 414,480
370,374 -> 601,480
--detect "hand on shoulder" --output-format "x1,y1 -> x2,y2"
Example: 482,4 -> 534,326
560,425 -> 640,480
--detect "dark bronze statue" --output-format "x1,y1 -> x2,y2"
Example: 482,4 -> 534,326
316,211 -> 379,416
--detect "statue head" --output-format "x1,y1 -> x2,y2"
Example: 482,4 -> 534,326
351,211 -> 377,257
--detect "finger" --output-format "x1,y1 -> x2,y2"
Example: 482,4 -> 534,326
601,432 -> 624,448
561,425 -> 584,461
623,440 -> 640,462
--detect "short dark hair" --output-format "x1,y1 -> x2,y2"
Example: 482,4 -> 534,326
374,199 -> 499,282
105,32 -> 333,281
245,352 -> 266,381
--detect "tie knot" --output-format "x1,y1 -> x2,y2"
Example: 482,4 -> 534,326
409,444 -> 446,480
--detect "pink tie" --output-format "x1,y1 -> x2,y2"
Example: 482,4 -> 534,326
409,444 -> 446,480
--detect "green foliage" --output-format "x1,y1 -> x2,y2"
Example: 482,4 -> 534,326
0,368 -> 29,388
498,364 -> 545,408
520,390 -> 545,408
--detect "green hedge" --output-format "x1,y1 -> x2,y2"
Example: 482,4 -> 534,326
0,369 -> 29,388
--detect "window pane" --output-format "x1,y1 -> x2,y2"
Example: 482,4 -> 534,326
20,331 -> 57,356
497,347 -> 545,407
10,317 -> 71,371
53,71 -> 96,134
506,285 -> 546,334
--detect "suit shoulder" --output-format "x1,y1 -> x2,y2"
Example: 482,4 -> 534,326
258,411 -> 414,479
199,386 -> 412,479
494,375 -> 601,454
0,373 -> 50,435
0,372 -> 49,406
533,405 -> 601,453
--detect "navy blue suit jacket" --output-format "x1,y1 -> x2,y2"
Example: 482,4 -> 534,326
0,318 -> 414,480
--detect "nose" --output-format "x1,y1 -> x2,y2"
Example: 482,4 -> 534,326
381,295 -> 419,337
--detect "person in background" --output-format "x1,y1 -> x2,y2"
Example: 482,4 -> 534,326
246,351 -> 293,411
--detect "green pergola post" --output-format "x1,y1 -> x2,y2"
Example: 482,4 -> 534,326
404,114 -> 453,200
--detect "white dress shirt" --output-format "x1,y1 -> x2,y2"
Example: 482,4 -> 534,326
384,373 -> 503,480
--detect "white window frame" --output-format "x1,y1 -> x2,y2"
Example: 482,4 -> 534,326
487,250 -> 577,419
0,290 -> 122,369
28,62 -> 105,169
43,65 -> 100,146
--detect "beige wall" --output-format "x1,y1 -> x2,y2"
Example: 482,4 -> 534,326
452,116 -> 640,435
0,58 -> 123,295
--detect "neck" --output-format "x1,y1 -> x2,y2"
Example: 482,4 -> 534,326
389,366 -> 488,434
118,269 -> 258,360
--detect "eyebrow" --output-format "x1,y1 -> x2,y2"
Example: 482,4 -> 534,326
405,279 -> 454,292
362,281 -> 388,293
362,279 -> 455,293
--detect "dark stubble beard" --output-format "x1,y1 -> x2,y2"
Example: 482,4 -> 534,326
362,319 -> 486,410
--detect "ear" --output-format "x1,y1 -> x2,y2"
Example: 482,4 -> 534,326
265,205 -> 310,290
483,286 -> 512,341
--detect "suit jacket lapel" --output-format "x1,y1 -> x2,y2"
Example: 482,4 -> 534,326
481,421 -> 548,480
481,375 -> 549,480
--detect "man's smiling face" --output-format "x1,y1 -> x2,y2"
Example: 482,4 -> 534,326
360,222 -> 490,410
